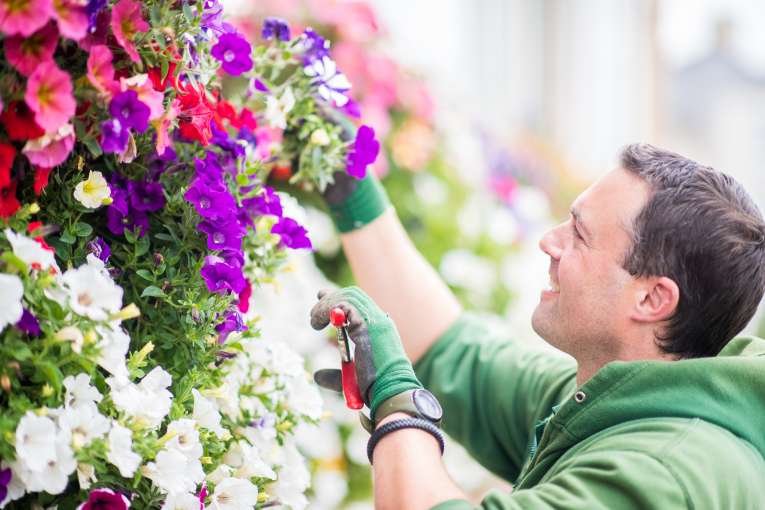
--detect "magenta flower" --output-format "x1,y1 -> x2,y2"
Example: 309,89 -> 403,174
201,256 -> 246,295
4,21 -> 58,77
52,0 -> 88,40
0,0 -> 54,36
110,0 -> 148,63
87,44 -> 119,96
24,60 -> 75,133
77,488 -> 130,510
346,125 -> 380,179
109,90 -> 150,133
272,217 -> 312,249
211,32 -> 253,76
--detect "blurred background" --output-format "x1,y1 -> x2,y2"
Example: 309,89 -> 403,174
225,0 -> 765,507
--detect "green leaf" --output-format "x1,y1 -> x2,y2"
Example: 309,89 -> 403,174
74,222 -> 93,237
154,233 -> 174,242
82,136 -> 103,158
135,236 -> 150,257
141,286 -> 165,298
60,231 -> 76,245
136,269 -> 154,281
182,2 -> 194,23
124,229 -> 137,244
35,361 -> 63,392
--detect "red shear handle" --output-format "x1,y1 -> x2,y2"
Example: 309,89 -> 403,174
341,360 -> 364,409
330,307 -> 346,327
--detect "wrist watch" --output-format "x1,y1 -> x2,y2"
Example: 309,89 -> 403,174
360,388 -> 443,433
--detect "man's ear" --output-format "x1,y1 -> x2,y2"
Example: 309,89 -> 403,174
631,276 -> 680,323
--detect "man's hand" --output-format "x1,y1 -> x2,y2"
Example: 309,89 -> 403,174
310,286 -> 423,419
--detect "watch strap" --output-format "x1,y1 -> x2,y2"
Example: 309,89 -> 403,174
367,417 -> 445,465
360,389 -> 441,433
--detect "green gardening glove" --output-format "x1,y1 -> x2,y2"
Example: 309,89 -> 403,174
310,286 -> 422,420
323,112 -> 391,233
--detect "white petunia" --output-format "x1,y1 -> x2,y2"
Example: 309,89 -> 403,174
164,419 -> 203,462
57,405 -> 110,449
73,170 -> 111,209
285,374 -> 323,420
106,423 -> 141,477
95,325 -> 131,381
63,373 -> 102,409
76,463 -> 97,490
4,229 -> 59,274
209,477 -> 258,510
14,412 -> 57,472
0,273 -> 24,333
264,87 -> 295,129
270,441 -> 311,510
223,440 -> 275,480
161,492 -> 200,510
107,366 -> 173,429
55,326 -> 85,354
192,389 -> 225,438
18,430 -> 77,495
303,56 -> 351,106
143,448 -> 204,495
205,464 -> 233,485
60,259 -> 123,320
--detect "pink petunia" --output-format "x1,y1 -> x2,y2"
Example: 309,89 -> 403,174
52,0 -> 88,41
24,60 -> 75,133
87,45 -> 119,96
22,123 -> 74,167
111,0 -> 148,63
152,99 -> 179,156
0,0 -> 54,37
4,21 -> 58,77
254,126 -> 283,160
120,74 -> 164,120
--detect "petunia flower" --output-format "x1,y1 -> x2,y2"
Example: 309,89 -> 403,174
0,0 -> 54,36
86,44 -> 119,96
175,81 -> 214,145
106,423 -> 141,478
0,181 -> 21,218
0,273 -> 24,333
184,178 -> 235,219
106,185 -> 149,237
271,217 -> 312,249
304,55 -> 352,107
198,216 -> 246,252
128,179 -> 165,212
33,166 -> 52,195
110,0 -> 148,62
77,487 -> 130,510
16,308 -> 41,336
147,61 -> 177,92
0,466 -> 11,504
24,60 -> 76,133
261,17 -> 290,41
5,227 -> 59,273
52,0 -> 88,40
0,143 -> 16,188
109,90 -> 150,133
243,186 -> 282,217
100,119 -> 129,154
86,0 -> 107,32
1,101 -> 45,141
215,310 -> 247,344
200,256 -> 246,295
86,237 -> 111,263
59,257 -> 123,320
22,123 -> 75,167
264,87 -> 295,129
4,21 -> 58,77
152,99 -> 179,156
74,170 -> 111,209
120,74 -> 164,120
346,124 -> 380,179
209,477 -> 259,510
300,28 -> 330,65
211,31 -> 253,76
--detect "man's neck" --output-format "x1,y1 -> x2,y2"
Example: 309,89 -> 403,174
574,345 -> 677,387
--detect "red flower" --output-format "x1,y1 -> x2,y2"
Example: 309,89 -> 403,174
33,166 -> 52,196
216,98 -> 237,125
237,279 -> 252,313
0,180 -> 21,218
175,81 -> 215,145
0,101 -> 45,141
237,107 -> 257,130
148,61 -> 177,91
0,143 -> 16,188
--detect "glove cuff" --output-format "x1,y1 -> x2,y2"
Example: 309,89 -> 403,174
369,368 -> 423,421
328,173 -> 391,233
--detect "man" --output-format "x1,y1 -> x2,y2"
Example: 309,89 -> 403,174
310,143 -> 765,509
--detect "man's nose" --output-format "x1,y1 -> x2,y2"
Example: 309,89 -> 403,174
539,227 -> 563,260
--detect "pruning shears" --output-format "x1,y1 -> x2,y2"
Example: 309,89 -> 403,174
329,307 -> 364,410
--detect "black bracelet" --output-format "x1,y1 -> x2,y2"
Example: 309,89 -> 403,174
367,417 -> 445,465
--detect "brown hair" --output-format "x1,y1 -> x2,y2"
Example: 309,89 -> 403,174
620,143 -> 765,357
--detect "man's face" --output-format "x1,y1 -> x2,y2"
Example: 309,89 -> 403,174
531,168 -> 651,359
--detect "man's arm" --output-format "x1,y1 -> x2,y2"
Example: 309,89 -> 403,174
340,207 -> 463,364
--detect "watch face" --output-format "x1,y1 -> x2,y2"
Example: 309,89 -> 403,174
413,389 -> 443,421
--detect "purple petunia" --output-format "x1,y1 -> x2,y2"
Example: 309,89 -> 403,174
272,217 -> 312,250
198,216 -> 246,252
106,186 -> 149,237
346,125 -> 380,179
184,179 -> 236,220
0,467 -> 11,505
87,237 -> 111,263
262,17 -> 290,41
243,186 -> 282,218
109,90 -> 150,133
16,309 -> 41,336
200,0 -> 224,35
200,256 -> 246,295
211,32 -> 253,76
301,28 -> 330,65
128,180 -> 166,212
79,488 -> 130,510
216,310 -> 247,344
100,118 -> 129,154
86,0 -> 108,33
219,248 -> 244,268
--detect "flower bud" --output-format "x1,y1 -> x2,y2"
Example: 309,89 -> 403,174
310,128 -> 330,146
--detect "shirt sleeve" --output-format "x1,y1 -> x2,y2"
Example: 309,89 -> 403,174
425,451 -> 688,510
414,313 -> 577,482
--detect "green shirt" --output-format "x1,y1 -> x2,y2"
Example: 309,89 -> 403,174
414,314 -> 765,509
